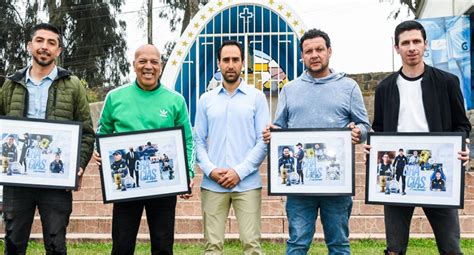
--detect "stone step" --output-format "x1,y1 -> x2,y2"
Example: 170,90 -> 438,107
2,215 -> 473,235
69,199 -> 474,217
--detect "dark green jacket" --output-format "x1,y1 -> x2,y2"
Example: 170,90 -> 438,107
0,66 -> 94,169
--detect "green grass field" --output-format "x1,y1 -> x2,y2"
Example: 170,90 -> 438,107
5,239 -> 474,255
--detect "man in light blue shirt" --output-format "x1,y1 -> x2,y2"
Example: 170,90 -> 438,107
25,66 -> 57,118
194,40 -> 269,254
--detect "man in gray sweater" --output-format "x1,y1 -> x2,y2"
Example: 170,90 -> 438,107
263,28 -> 370,254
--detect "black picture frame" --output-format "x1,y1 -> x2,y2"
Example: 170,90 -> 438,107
0,116 -> 82,190
365,132 -> 465,209
96,126 -> 191,203
268,128 -> 354,196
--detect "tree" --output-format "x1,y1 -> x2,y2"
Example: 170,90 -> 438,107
0,1 -> 39,85
0,0 -> 129,88
387,0 -> 420,19
158,0 -> 208,64
45,0 -> 129,87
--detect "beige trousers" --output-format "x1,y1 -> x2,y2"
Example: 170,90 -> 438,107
201,188 -> 262,255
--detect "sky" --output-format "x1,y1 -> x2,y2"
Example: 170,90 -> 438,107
121,0 -> 414,79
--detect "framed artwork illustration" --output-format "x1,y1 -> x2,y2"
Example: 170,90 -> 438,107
0,116 -> 82,189
96,127 -> 191,203
366,132 -> 465,208
268,128 -> 354,196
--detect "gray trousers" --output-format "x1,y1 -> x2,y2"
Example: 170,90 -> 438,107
384,205 -> 462,255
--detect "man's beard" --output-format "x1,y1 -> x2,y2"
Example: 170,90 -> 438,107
222,72 -> 240,83
33,55 -> 54,67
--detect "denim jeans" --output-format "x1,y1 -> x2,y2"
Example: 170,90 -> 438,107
384,205 -> 462,254
286,196 -> 352,255
3,186 -> 72,255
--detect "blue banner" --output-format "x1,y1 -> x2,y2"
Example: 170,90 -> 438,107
417,15 -> 472,109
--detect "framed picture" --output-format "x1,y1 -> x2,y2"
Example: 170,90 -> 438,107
0,116 -> 82,189
366,132 -> 465,208
268,128 -> 354,196
96,127 -> 191,203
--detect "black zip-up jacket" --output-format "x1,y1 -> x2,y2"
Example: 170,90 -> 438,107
372,64 -> 471,137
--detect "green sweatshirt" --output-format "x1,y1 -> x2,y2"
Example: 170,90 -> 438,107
97,81 -> 194,178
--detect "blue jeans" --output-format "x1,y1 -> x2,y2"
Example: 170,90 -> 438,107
286,196 -> 352,255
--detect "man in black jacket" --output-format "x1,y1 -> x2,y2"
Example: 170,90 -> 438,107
125,146 -> 139,187
371,20 -> 471,255
392,149 -> 408,195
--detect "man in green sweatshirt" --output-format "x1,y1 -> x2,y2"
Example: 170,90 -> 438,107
96,44 -> 194,255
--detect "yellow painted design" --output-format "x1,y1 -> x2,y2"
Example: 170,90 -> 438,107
254,63 -> 269,72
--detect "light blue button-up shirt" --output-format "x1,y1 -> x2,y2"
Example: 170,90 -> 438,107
194,79 -> 270,192
25,66 -> 58,119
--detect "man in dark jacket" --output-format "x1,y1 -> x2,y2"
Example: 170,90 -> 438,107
0,23 -> 94,254
392,149 -> 408,195
278,146 -> 295,186
125,146 -> 139,187
294,143 -> 305,184
371,20 -> 471,255
2,135 -> 18,175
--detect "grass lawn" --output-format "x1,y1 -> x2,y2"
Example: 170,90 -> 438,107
4,239 -> 474,254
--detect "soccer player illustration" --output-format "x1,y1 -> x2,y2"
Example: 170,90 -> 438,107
392,149 -> 408,195
326,163 -> 341,180
430,170 -> 446,191
110,150 -> 135,191
2,135 -> 18,175
294,143 -> 305,184
159,153 -> 174,180
419,150 -> 432,169
125,146 -> 139,187
278,146 -> 295,186
430,164 -> 447,192
49,153 -> 64,174
314,143 -> 326,160
142,141 -> 158,160
377,153 -> 393,194
18,133 -> 33,173
409,150 -> 420,165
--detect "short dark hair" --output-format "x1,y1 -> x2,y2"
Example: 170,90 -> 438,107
399,148 -> 404,152
30,23 -> 62,46
282,146 -> 290,151
296,143 -> 302,147
394,20 -> 426,46
300,28 -> 331,51
217,40 -> 244,61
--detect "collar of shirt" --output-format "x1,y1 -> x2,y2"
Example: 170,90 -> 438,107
217,78 -> 249,96
25,66 -> 58,86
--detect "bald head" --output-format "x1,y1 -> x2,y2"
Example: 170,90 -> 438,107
133,44 -> 162,91
134,44 -> 161,60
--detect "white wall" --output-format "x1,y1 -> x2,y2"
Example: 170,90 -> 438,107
418,0 -> 472,18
